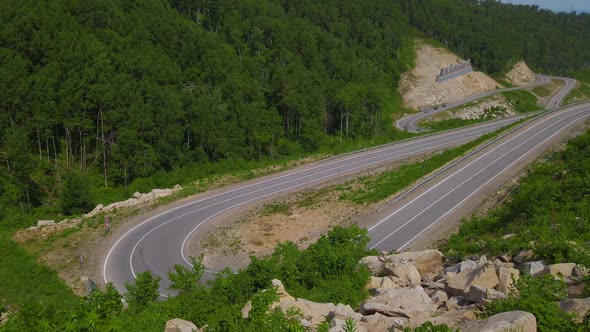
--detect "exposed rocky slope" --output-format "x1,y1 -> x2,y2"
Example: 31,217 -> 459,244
505,61 -> 536,86
399,42 -> 502,110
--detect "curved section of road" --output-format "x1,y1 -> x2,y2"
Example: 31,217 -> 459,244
396,75 -> 575,133
367,103 -> 590,251
103,117 -> 524,295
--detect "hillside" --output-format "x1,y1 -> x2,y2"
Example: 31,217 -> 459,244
399,42 -> 501,109
2,0 -> 590,331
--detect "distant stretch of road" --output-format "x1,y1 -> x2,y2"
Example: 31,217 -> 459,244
396,76 -> 576,133
368,102 -> 590,251
103,117 -> 525,295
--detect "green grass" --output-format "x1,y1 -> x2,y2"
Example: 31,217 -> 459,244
0,232 -> 77,309
502,90 -> 540,113
565,82 -> 590,104
261,202 -> 291,216
531,84 -> 552,97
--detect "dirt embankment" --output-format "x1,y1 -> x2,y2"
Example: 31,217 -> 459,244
504,61 -> 536,86
399,42 -> 502,110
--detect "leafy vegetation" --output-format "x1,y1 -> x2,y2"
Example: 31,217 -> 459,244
483,274 -> 576,331
503,90 -> 540,113
0,0 -> 417,231
1,226 -> 373,331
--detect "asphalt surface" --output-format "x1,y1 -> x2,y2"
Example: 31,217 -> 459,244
102,117 -> 525,295
103,76 -> 583,297
395,76 -> 574,133
368,102 -> 590,251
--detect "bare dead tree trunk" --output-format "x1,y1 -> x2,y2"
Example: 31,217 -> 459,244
101,110 -> 107,187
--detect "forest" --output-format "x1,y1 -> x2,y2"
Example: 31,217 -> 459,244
2,0 -> 590,228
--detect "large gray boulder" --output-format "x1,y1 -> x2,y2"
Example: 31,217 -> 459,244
360,286 -> 436,319
496,267 -> 519,294
446,264 -> 499,297
456,311 -> 536,332
559,298 -> 590,323
410,308 -> 476,329
541,263 -> 576,279
360,256 -> 386,275
395,250 -> 445,279
383,258 -> 421,287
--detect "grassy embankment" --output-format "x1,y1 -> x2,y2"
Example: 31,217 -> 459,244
566,69 -> 590,104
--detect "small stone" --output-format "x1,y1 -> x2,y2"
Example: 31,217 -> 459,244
513,250 -> 534,264
36,220 -> 55,227
520,261 -> 545,276
165,318 -> 198,332
429,290 -> 448,303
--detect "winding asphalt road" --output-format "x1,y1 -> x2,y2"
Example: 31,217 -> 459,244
103,76 -> 583,296
396,76 -> 575,133
103,117 -> 525,295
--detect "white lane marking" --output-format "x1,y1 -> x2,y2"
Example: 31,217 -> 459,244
395,109 -> 590,251
127,129 -> 486,275
366,104 -> 585,235
369,107 -> 589,249
103,118 -> 506,283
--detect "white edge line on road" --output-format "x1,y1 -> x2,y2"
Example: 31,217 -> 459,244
396,110 -> 589,251
366,105 -> 579,234
369,107 -> 588,249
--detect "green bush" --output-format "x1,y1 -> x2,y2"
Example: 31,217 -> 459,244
483,274 -> 576,331
60,171 -> 94,215
124,271 -> 161,314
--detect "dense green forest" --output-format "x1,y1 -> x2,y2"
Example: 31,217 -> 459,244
2,0 -> 590,228
401,0 -> 590,73
0,0 -> 415,227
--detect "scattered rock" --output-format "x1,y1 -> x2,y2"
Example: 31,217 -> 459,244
37,220 -> 55,227
457,310 -> 536,332
445,296 -> 465,311
513,250 -> 533,264
366,276 -> 399,290
541,263 -> 576,279
465,285 -> 506,304
327,303 -> 362,322
446,264 -> 499,297
1,312 -> 9,325
360,256 -> 385,275
520,261 -> 545,276
360,286 -> 436,319
496,254 -> 512,263
501,233 -> 516,239
422,281 -> 445,291
241,300 -> 252,319
165,318 -> 199,332
559,298 -> 590,324
410,308 -> 476,329
395,250 -> 445,279
497,267 -> 520,295
270,279 -> 335,326
360,312 -> 407,331
429,290 -> 448,304
384,258 -> 421,287
459,260 -> 478,273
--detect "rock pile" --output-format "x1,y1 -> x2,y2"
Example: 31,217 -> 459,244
235,249 -> 589,331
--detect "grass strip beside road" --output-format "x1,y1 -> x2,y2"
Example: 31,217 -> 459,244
340,121 -> 520,205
